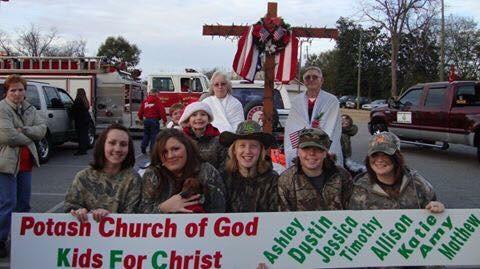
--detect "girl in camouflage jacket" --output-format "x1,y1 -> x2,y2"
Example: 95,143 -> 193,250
219,120 -> 278,213
278,128 -> 353,211
139,128 -> 225,213
179,102 -> 227,170
348,132 -> 444,212
64,124 -> 142,222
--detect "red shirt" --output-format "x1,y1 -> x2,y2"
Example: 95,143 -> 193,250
137,95 -> 167,124
19,146 -> 33,172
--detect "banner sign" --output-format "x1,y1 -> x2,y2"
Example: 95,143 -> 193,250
11,209 -> 480,268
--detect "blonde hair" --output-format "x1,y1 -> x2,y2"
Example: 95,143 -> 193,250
208,71 -> 232,96
225,140 -> 271,177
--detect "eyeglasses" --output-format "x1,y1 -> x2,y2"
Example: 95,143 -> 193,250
304,75 -> 319,81
214,82 -> 227,87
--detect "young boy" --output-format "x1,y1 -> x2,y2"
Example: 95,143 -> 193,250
341,114 -> 365,177
166,102 -> 184,130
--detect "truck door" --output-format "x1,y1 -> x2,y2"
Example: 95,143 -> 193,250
390,87 -> 423,138
153,76 -> 178,110
42,86 -> 70,142
449,83 -> 480,145
417,85 -> 449,142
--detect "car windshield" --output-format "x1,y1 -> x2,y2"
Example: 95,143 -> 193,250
231,87 -> 284,109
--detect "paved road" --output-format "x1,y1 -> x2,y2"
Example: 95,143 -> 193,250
1,125 -> 479,268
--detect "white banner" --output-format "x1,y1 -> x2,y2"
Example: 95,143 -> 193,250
11,209 -> 480,268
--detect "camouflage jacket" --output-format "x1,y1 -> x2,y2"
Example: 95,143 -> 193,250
184,127 -> 227,170
222,169 -> 278,213
341,124 -> 358,159
139,162 -> 226,213
278,165 -> 353,211
64,167 -> 142,213
348,168 -> 437,210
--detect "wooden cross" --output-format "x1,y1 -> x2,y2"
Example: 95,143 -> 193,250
203,2 -> 338,134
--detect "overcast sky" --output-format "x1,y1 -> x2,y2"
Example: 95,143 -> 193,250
0,0 -> 479,77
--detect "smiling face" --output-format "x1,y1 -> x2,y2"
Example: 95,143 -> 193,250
171,109 -> 183,124
369,152 -> 395,179
161,137 -> 188,176
298,146 -> 327,174
234,139 -> 262,170
104,129 -> 130,167
6,82 -> 26,105
188,110 -> 209,130
303,69 -> 324,92
212,75 -> 228,98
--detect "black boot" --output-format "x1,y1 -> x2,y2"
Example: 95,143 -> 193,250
0,241 -> 8,258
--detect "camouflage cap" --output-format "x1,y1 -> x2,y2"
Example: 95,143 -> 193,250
368,132 -> 401,156
219,120 -> 276,148
298,128 -> 331,151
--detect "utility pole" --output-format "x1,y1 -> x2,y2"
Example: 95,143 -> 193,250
356,27 -> 362,109
439,0 -> 445,81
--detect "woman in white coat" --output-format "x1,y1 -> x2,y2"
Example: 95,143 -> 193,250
202,71 -> 244,133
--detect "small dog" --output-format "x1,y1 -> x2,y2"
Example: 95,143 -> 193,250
179,177 -> 206,213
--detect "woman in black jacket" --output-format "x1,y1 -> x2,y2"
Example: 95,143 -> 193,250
72,88 -> 91,155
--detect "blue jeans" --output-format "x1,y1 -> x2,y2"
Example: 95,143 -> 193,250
0,172 -> 32,241
141,119 -> 160,151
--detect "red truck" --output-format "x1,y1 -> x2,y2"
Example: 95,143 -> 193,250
369,81 -> 480,162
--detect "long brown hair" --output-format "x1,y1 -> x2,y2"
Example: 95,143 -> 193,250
225,139 -> 271,177
75,88 -> 90,109
364,151 -> 405,183
150,129 -> 202,193
90,123 -> 135,171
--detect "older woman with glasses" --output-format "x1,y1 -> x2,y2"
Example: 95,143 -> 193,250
284,66 -> 343,168
202,71 -> 244,133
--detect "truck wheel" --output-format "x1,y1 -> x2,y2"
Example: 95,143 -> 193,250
370,123 -> 388,134
87,122 -> 96,149
244,101 -> 279,130
37,135 -> 52,164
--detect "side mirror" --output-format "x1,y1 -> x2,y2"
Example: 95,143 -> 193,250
387,97 -> 399,109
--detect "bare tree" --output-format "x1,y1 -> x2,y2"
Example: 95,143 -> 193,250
0,30 -> 14,55
362,0 -> 438,97
444,15 -> 480,80
45,39 -> 87,57
15,24 -> 58,56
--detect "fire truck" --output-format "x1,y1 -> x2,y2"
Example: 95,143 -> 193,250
0,56 -> 147,134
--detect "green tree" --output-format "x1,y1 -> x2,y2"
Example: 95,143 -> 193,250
397,28 -> 439,92
97,36 -> 141,70
362,0 -> 438,97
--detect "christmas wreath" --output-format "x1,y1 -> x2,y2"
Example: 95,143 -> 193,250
252,17 -> 291,55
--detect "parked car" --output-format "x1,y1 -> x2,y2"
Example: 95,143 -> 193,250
362,99 -> 387,110
0,80 -> 95,163
230,80 -> 291,142
369,81 -> 480,162
339,95 -> 355,108
346,97 -> 371,109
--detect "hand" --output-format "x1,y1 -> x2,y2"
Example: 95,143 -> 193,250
159,194 -> 201,213
91,208 -> 111,222
425,201 -> 445,213
257,263 -> 268,269
16,127 -> 23,133
70,208 -> 89,223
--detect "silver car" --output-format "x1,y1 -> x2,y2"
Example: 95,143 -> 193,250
0,80 -> 95,163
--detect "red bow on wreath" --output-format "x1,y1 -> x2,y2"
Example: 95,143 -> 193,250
233,17 -> 299,83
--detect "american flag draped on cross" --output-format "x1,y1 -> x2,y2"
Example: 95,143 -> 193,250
233,26 -> 298,83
